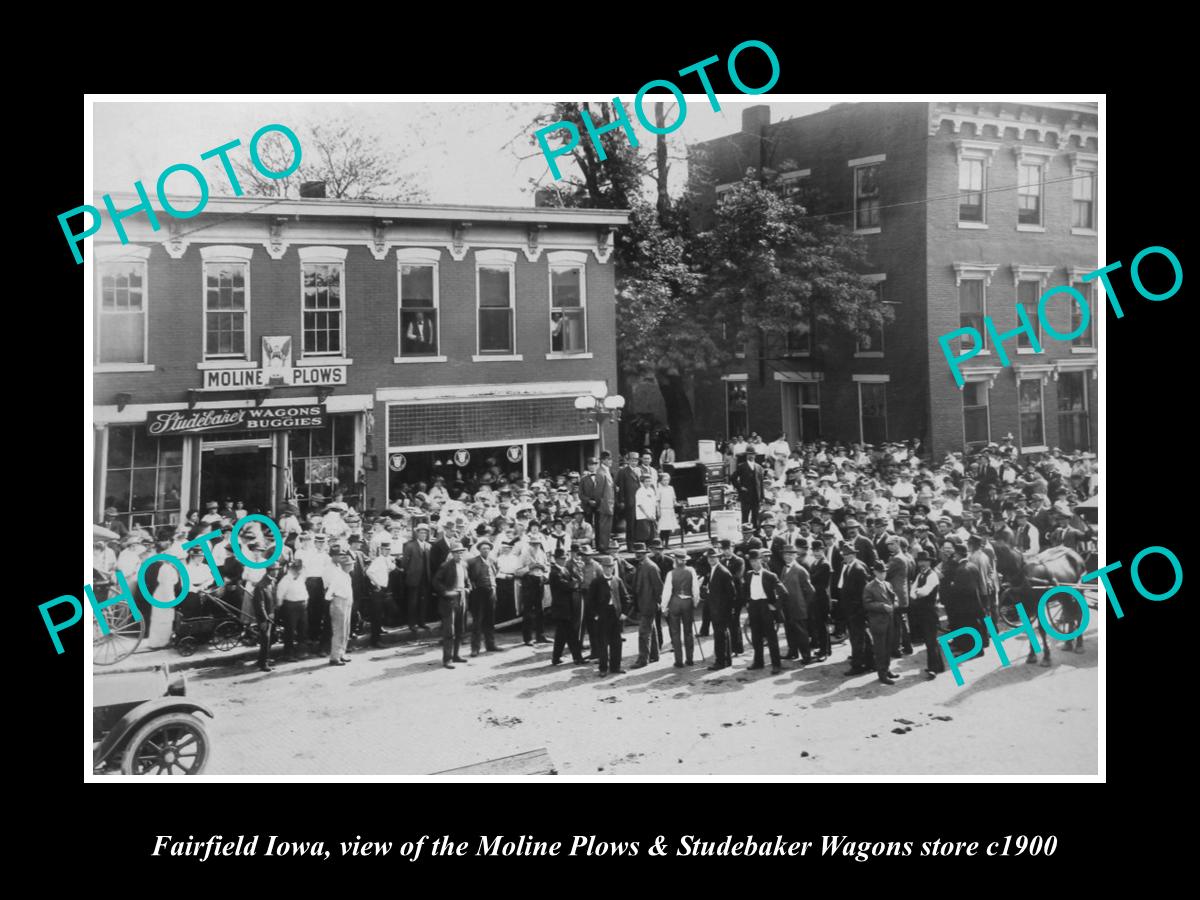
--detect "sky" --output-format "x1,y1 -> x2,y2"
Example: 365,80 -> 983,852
92,99 -> 836,206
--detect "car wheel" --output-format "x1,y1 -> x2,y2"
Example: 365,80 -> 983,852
121,713 -> 210,775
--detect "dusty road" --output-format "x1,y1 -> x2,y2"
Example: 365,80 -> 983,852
190,618 -> 1098,776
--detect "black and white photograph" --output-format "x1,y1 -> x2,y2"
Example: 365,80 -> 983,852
84,95 -> 1102,778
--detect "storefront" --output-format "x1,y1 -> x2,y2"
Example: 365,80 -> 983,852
94,397 -> 371,525
377,382 -> 609,502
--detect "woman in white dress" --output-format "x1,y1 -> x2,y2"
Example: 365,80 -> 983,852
656,472 -> 680,547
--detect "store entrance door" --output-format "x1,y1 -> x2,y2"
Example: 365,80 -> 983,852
200,441 -> 273,513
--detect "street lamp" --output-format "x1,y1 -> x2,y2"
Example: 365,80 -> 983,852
575,393 -> 625,454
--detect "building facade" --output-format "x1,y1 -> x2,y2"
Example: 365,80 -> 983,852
92,194 -> 628,528
674,101 -> 1098,459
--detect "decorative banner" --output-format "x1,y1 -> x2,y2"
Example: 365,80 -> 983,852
146,406 -> 326,436
453,449 -> 471,467
711,510 -> 742,542
389,453 -> 407,472
506,445 -> 523,463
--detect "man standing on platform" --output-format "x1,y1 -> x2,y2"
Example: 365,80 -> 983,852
616,451 -> 643,544
579,456 -> 616,552
432,542 -> 471,669
733,448 -> 768,531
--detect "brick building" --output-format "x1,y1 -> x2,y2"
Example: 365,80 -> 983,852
91,193 -> 628,528
657,101 -> 1098,459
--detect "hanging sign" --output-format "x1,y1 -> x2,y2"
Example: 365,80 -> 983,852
453,449 -> 471,467
506,445 -> 524,463
389,453 -> 407,472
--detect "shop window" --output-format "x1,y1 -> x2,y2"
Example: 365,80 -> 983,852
290,414 -> 356,510
797,382 -> 820,440
103,426 -> 183,528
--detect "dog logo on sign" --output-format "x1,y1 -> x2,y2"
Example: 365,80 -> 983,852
506,445 -> 523,463
453,449 -> 471,467
389,454 -> 407,472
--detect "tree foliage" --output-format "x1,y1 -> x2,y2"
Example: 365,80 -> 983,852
227,118 -> 428,202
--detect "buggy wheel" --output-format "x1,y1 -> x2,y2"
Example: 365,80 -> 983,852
93,604 -> 145,666
212,620 -> 242,651
176,635 -> 198,657
997,588 -> 1030,629
121,712 -> 210,775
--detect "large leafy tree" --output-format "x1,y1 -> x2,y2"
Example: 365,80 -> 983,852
526,103 -> 885,457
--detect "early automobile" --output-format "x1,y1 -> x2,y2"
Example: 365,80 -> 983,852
93,663 -> 213,775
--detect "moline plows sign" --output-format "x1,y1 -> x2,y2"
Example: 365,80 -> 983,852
146,406 -> 327,436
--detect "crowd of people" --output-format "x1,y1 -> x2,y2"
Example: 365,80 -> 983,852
93,434 -> 1098,685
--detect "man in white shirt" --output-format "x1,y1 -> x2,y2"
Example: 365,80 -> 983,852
908,550 -> 943,678
365,540 -> 394,648
275,557 -> 311,660
296,532 -> 331,651
660,551 -> 699,668
325,552 -> 356,665
634,473 -> 659,544
940,486 -> 964,518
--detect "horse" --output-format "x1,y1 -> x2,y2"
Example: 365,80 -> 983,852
991,541 -> 1089,666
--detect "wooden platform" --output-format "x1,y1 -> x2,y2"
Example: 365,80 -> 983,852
432,748 -> 556,776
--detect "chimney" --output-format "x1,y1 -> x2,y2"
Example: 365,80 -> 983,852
742,105 -> 771,134
299,181 -> 326,199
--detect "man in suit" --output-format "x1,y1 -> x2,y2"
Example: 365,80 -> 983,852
908,550 -> 944,679
871,518 -> 894,565
742,549 -> 783,673
429,523 -> 455,575
346,534 -> 371,646
720,539 -> 747,656
863,560 -> 899,684
466,539 -> 501,656
587,555 -> 630,676
548,548 -> 585,665
400,523 -> 434,632
431,542 -> 471,669
842,519 -> 877,568
703,547 -> 736,670
806,539 -> 832,662
732,449 -> 767,530
763,520 -> 788,575
885,535 -> 915,656
648,538 -> 672,650
614,451 -> 641,541
253,559 -> 282,672
579,456 -> 616,552
940,539 -> 987,659
661,550 -> 699,668
778,546 -> 814,663
631,543 -> 663,668
837,543 -> 874,675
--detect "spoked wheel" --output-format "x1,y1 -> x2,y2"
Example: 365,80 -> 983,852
176,636 -> 198,657
93,603 -> 145,666
121,713 -> 210,775
997,588 -> 1036,629
212,620 -> 243,651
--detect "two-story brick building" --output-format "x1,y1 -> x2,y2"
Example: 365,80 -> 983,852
669,101 -> 1098,459
91,193 -> 629,529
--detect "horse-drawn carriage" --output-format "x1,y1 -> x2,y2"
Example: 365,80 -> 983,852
993,542 -> 1097,664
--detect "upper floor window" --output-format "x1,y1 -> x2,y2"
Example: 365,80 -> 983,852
1070,277 -> 1096,350
959,278 -> 987,352
298,246 -> 348,358
200,246 -> 254,360
777,168 -> 811,199
785,316 -> 812,355
959,158 -> 985,223
1070,152 -> 1098,233
396,248 -> 441,359
96,245 -> 151,365
1016,149 -> 1051,230
856,277 -> 886,356
715,183 -> 737,206
1016,279 -> 1042,349
476,249 -> 517,356
852,161 -> 882,231
547,250 -> 588,354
